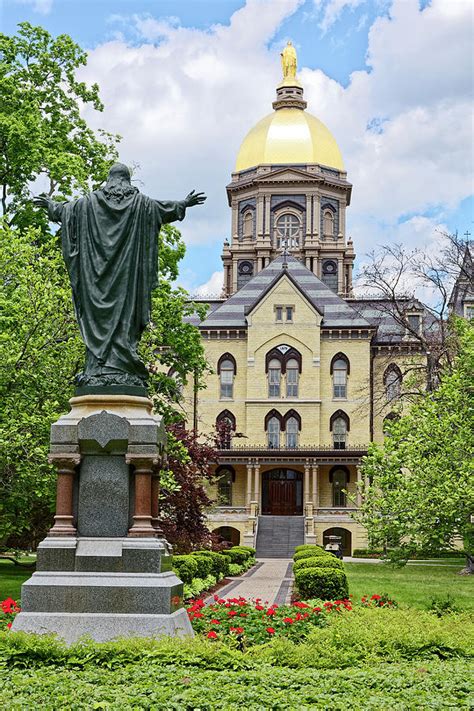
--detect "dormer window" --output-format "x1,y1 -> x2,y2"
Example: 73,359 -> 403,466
276,213 -> 300,248
406,313 -> 422,336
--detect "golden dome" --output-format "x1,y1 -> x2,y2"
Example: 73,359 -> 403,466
235,108 -> 344,172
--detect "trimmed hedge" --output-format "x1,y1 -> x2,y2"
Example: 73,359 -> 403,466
190,551 -> 230,578
293,556 -> 344,573
190,554 -> 214,579
235,546 -> 256,556
294,545 -> 325,554
225,548 -> 251,565
294,567 -> 348,600
171,555 -> 198,584
294,548 -> 331,562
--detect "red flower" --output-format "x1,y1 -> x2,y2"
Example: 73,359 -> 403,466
207,631 -> 218,639
313,607 -> 322,613
371,594 -> 381,600
230,626 -> 244,634
1,598 -> 18,614
6,622 -> 12,629
283,617 -> 294,624
210,619 -> 220,625
255,605 -> 264,611
266,627 -> 275,635
228,610 -> 238,617
266,608 -> 276,616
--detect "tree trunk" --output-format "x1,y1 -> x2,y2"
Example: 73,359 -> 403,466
458,554 -> 474,575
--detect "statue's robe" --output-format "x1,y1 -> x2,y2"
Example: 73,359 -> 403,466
48,190 -> 185,386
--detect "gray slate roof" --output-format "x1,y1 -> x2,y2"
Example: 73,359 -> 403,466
350,298 -> 439,345
199,255 -> 371,329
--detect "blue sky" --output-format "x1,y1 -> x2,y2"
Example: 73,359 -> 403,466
3,0 -> 473,294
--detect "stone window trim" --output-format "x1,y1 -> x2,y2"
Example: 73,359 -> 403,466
328,465 -> 351,483
330,352 -> 350,375
217,352 -> 237,375
404,311 -> 423,337
265,346 -> 302,374
273,205 -> 303,248
215,464 -> 236,484
274,305 -> 295,323
329,409 -> 350,432
383,363 -> 402,402
264,409 -> 301,431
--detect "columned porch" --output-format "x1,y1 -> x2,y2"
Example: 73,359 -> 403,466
207,446 -> 368,553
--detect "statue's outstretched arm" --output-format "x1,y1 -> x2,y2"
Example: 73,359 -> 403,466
33,195 -> 65,223
155,191 -> 206,225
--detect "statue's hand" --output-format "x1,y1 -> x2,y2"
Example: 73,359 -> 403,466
185,190 -> 207,208
33,195 -> 52,210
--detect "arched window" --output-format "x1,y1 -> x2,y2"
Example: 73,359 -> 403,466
330,410 -> 349,450
243,210 -> 254,238
322,260 -> 338,292
216,410 -> 236,449
331,353 -> 349,399
330,467 -> 350,507
286,358 -> 299,397
216,466 -> 235,506
323,209 -> 335,236
285,416 -> 299,449
268,358 -> 281,397
276,213 -> 300,248
267,416 -> 280,448
384,365 -> 402,402
217,354 -> 236,399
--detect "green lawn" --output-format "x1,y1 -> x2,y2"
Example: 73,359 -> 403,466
0,560 -> 32,600
346,561 -> 474,611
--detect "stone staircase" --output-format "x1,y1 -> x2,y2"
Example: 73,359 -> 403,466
256,516 -> 305,558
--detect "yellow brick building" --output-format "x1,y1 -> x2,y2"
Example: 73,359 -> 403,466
180,45 -> 428,556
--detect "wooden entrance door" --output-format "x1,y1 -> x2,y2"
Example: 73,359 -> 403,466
262,469 -> 303,515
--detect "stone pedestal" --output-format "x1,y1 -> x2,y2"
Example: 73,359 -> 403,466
12,395 -> 193,644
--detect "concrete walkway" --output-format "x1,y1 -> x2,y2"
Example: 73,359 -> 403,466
207,559 -> 293,606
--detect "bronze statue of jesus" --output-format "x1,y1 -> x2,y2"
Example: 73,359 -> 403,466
34,163 -> 206,395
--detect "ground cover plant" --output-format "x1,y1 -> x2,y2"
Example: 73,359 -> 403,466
0,607 -> 472,708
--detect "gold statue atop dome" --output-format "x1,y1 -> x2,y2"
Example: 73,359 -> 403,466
280,40 -> 297,80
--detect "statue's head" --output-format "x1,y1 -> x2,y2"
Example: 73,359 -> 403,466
103,162 -> 137,203
107,163 -> 132,183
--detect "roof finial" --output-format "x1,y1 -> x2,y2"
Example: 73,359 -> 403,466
281,237 -> 291,268
280,40 -> 297,81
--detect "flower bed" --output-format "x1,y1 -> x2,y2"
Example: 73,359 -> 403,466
0,598 -> 20,630
187,595 -> 353,647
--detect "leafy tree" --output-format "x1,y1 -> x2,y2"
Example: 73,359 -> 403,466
355,319 -> 474,572
0,22 -> 119,226
159,424 -> 219,553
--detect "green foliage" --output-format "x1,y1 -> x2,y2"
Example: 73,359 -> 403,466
294,547 -> 330,562
190,554 -> 214,579
356,319 -> 474,568
233,546 -> 256,556
293,556 -> 344,573
294,567 -> 349,600
0,22 -> 119,226
171,555 -> 198,585
294,544 -> 324,553
183,574 -> 217,599
228,563 -> 246,576
428,594 -> 460,617
224,548 -> 252,565
186,550 -> 229,579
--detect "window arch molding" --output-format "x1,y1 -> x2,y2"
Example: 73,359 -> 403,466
215,464 -> 236,484
330,409 -> 350,432
384,364 -> 402,401
330,352 -> 350,376
265,346 -> 302,374
283,409 -> 301,431
328,465 -> 351,484
216,409 -> 236,430
217,353 -> 237,376
264,409 -> 284,430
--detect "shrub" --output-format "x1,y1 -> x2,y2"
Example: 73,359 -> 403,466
183,574 -> 217,600
352,548 -> 383,559
171,555 -> 199,584
217,553 -> 231,577
190,551 -> 229,579
295,567 -> 348,600
294,545 -> 324,554
225,548 -> 251,565
234,546 -> 256,556
294,548 -> 331,562
293,557 -> 344,573
190,554 -> 214,579
428,594 -> 459,617
228,563 -> 245,576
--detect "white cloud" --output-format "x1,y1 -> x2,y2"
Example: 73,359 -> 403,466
313,0 -> 366,33
78,0 -> 472,281
193,270 -> 224,297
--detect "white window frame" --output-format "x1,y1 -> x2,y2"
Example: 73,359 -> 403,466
332,358 -> 348,399
219,359 -> 234,399
267,417 -> 280,448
